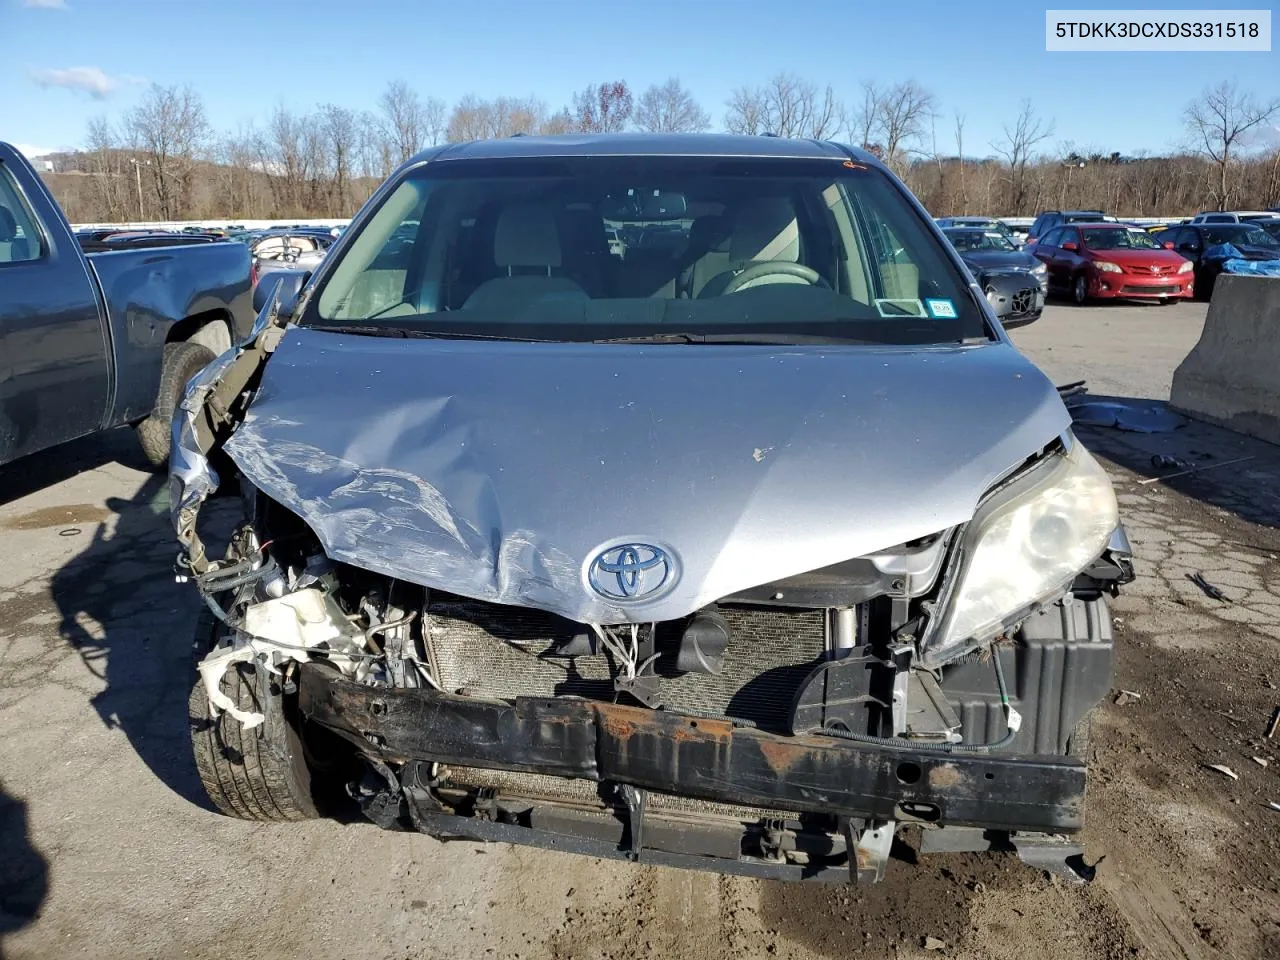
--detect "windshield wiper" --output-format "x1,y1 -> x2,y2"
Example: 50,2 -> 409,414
308,323 -> 551,342
594,332 -> 877,345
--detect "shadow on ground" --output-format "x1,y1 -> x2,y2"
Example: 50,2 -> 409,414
0,428 -> 148,507
0,779 -> 47,960
0,431 -> 240,813
49,469 -> 243,811
1070,395 -> 1280,535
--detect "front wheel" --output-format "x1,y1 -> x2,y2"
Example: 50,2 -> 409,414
1072,274 -> 1090,306
136,340 -> 217,468
189,612 -> 321,821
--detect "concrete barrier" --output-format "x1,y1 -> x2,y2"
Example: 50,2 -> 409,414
1171,274 -> 1280,445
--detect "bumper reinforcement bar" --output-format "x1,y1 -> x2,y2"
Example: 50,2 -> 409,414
298,666 -> 1086,834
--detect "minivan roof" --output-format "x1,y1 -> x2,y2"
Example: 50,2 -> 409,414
405,133 -> 878,166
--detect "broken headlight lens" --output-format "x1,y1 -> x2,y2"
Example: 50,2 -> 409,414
926,441 -> 1118,661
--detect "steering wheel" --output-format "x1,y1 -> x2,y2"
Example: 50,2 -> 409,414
721,261 -> 825,295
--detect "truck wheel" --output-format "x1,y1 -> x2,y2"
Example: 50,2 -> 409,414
136,340 -> 217,468
189,614 -> 320,821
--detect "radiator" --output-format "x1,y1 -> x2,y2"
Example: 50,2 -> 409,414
423,597 -> 827,731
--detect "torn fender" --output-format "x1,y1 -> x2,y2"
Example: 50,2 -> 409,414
169,303 -> 286,573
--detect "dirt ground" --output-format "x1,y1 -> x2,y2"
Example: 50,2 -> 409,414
2,301 -> 1279,960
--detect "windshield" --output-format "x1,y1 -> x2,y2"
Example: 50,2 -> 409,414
1205,225 -> 1280,248
306,156 -> 985,344
944,229 -> 1016,252
1080,228 -> 1160,250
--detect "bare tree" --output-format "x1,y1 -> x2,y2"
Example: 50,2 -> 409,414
573,81 -> 633,133
991,99 -> 1055,213
540,108 -> 575,136
379,79 -> 431,162
320,104 -> 359,214
723,74 -> 842,139
423,97 -> 447,147
447,94 -> 548,141
849,81 -> 881,150
1184,81 -> 1280,210
724,86 -> 767,135
85,116 -> 129,221
634,77 -> 710,133
953,111 -> 966,209
875,80 -> 935,172
124,84 -> 210,219
258,107 -> 323,216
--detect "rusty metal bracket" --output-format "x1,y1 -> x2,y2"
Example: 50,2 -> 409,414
846,818 -> 895,884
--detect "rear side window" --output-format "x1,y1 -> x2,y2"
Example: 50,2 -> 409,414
0,164 -> 44,265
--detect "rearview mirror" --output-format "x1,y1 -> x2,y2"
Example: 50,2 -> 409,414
1062,241 -> 1078,251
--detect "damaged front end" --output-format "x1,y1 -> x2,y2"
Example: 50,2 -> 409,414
171,311 -> 1133,884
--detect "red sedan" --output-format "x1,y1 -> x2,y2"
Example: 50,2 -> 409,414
1026,223 -> 1195,304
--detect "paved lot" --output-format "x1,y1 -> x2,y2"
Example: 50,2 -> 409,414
3,301 -> 1279,960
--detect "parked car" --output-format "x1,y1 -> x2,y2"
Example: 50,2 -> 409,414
1025,210 -> 1107,246
1026,222 -> 1194,304
0,141 -> 254,467
1254,218 -> 1280,241
172,133 -> 1132,885
248,231 -> 334,286
79,231 -> 222,252
1188,210 -> 1277,224
1153,222 -> 1280,299
941,227 -> 1044,326
935,217 -> 1023,247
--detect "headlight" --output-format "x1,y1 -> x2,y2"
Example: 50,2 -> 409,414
1031,262 -> 1047,276
923,441 -> 1119,662
1177,260 -> 1194,274
1095,261 -> 1123,273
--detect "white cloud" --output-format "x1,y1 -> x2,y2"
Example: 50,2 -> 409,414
29,66 -> 138,99
14,144 -> 61,160
23,0 -> 68,8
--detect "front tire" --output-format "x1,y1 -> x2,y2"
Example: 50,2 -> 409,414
189,613 -> 320,821
1072,274 -> 1090,305
136,340 -> 217,469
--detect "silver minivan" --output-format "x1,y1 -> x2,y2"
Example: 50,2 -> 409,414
173,134 -> 1132,884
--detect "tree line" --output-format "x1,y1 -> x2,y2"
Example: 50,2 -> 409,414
41,75 -> 1280,223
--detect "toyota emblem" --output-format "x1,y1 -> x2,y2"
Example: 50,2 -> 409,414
588,543 -> 675,601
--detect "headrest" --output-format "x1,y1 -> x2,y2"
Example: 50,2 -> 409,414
494,204 -> 562,269
0,207 -> 17,243
689,214 -> 729,253
729,198 -> 800,263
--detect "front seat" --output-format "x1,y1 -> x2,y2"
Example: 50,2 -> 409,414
678,214 -> 732,298
697,198 -> 802,297
462,204 -> 590,311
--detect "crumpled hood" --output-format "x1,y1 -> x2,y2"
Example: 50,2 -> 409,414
224,328 -> 1069,624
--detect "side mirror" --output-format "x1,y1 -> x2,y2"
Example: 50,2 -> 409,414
1163,241 -> 1175,249
252,268 -> 310,317
1062,241 -> 1078,251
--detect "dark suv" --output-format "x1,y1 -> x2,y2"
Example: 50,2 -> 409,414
1026,210 -> 1107,246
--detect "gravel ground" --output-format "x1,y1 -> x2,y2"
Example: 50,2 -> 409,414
3,300 -> 1279,960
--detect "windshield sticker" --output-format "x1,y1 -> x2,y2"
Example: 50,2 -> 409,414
924,298 -> 957,319
874,298 -> 927,318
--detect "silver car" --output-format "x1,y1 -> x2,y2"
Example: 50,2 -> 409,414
172,135 -> 1131,884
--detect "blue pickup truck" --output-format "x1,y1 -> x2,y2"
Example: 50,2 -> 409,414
0,141 -> 254,468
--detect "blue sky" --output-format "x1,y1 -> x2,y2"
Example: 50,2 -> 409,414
2,0 -> 1276,160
